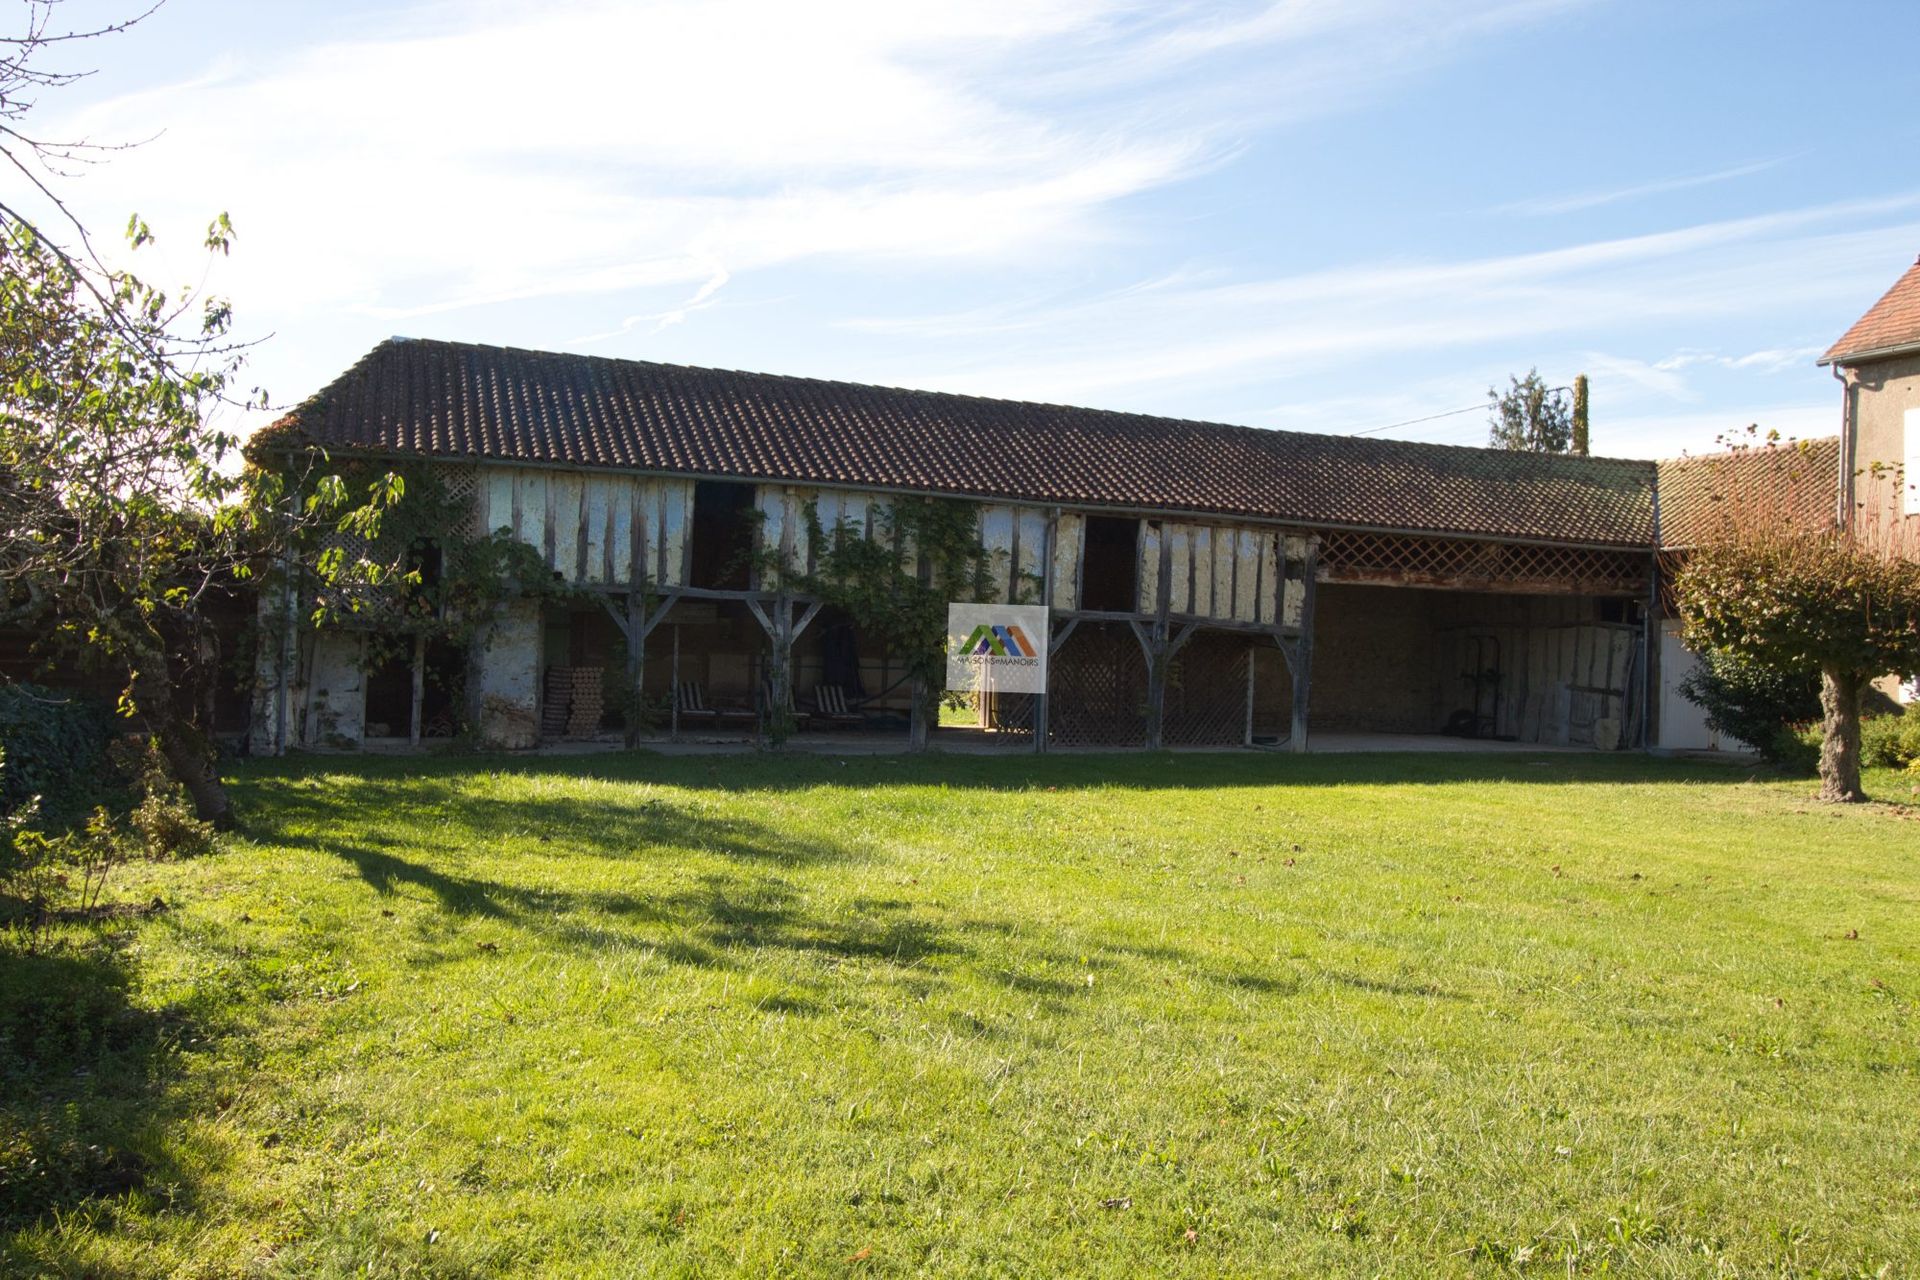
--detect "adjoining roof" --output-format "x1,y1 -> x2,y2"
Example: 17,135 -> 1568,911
258,338 -> 1658,548
1821,255 -> 1920,365
1654,437 -> 1840,550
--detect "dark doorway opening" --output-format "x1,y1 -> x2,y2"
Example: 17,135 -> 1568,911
363,646 -> 414,739
420,641 -> 464,739
689,480 -> 758,590
1080,516 -> 1140,613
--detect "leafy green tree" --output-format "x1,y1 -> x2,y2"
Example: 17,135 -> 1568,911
1676,530 -> 1920,802
1487,369 -> 1573,453
0,6 -> 392,826
1675,648 -> 1821,761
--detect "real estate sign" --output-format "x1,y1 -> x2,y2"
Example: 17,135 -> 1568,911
946,603 -> 1049,695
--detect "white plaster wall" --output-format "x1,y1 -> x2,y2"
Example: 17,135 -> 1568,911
471,600 -> 542,749
305,631 -> 367,748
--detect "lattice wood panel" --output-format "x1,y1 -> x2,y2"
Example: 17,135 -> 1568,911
1048,623 -> 1147,748
435,464 -> 482,536
986,691 -> 1035,739
1164,632 -> 1253,747
1318,530 -> 1648,594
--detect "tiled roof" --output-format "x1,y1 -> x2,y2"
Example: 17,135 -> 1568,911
257,338 -> 1658,547
1822,255 -> 1920,364
1655,437 -> 1840,549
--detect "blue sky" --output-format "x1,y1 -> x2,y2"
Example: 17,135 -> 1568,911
31,0 -> 1920,458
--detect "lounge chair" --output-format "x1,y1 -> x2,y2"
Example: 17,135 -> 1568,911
811,684 -> 866,728
675,681 -> 720,725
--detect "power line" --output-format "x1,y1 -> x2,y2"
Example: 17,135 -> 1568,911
1347,402 -> 1487,436
1344,385 -> 1573,438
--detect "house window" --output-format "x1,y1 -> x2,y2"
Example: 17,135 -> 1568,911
1080,515 -> 1140,613
688,480 -> 757,590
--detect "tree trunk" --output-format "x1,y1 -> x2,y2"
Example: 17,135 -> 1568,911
909,674 -> 929,752
134,658 -> 236,830
1817,666 -> 1867,804
154,720 -> 235,830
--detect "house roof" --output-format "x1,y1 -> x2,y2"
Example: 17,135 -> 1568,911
1822,255 -> 1920,365
1654,436 -> 1840,550
257,337 -> 1659,548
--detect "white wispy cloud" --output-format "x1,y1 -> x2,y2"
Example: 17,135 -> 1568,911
1653,345 -> 1828,375
1493,157 -> 1788,217
44,0 -> 1571,327
872,195 -> 1920,407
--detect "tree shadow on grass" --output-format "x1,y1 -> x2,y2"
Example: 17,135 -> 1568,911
0,940 -> 211,1273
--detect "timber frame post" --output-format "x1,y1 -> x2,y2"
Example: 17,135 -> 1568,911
408,633 -> 426,748
1035,508 -> 1058,754
744,589 -> 823,744
1288,537 -> 1319,753
598,586 -> 676,747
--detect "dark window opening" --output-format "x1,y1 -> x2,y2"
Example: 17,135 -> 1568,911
363,648 -> 416,739
1080,516 -> 1140,613
362,639 -> 467,739
689,480 -> 758,590
410,540 -> 444,589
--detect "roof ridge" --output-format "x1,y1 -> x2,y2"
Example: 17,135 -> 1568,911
348,336 -> 1655,472
258,335 -> 1659,547
1822,254 -> 1920,365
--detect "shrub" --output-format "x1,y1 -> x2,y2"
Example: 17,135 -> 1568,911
1771,725 -> 1821,775
1861,703 -> 1920,769
110,739 -> 216,859
128,786 -> 215,860
0,685 -> 111,816
1677,650 -> 1821,761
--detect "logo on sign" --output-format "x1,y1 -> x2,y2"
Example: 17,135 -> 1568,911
946,603 -> 1049,694
956,624 -> 1039,659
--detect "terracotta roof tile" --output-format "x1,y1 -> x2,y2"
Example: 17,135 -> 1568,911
1654,437 -> 1840,549
1823,256 -> 1920,364
258,338 -> 1658,547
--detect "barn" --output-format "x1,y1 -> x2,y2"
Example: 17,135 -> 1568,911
246,338 -> 1666,755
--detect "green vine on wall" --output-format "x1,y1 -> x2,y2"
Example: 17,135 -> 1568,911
277,457 -> 585,645
768,497 -> 999,707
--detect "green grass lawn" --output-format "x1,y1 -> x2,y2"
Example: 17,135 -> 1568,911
4,751 -> 1917,1277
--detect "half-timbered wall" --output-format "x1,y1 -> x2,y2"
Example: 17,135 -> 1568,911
478,465 -> 693,588
1139,522 -> 1308,628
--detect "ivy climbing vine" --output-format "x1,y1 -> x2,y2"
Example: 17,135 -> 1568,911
263,456 -> 592,735
761,496 -> 1001,741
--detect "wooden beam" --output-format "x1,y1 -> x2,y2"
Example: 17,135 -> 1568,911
1290,538 -> 1319,753
408,633 -> 425,749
